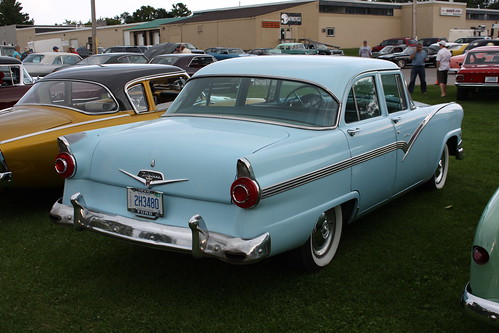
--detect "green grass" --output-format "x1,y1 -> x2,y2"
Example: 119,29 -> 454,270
0,85 -> 498,332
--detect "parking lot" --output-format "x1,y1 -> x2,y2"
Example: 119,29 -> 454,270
401,68 -> 456,85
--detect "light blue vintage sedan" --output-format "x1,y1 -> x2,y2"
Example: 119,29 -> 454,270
50,56 -> 464,270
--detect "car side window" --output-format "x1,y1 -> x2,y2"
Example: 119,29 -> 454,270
380,74 -> 408,113
148,75 -> 188,111
0,65 -> 21,85
63,56 -> 80,65
345,76 -> 380,123
127,84 -> 149,113
52,57 -> 62,65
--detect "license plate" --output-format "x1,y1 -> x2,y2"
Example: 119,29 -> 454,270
127,187 -> 164,218
485,76 -> 498,83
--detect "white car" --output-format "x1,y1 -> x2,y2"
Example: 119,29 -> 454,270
22,52 -> 82,77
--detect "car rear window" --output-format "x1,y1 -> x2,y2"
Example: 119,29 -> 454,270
18,80 -> 118,113
166,76 -> 339,128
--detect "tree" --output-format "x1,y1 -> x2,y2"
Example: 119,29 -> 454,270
0,0 -> 33,25
132,5 -> 158,22
170,3 -> 191,17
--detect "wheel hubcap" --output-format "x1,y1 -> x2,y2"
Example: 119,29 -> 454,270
435,151 -> 446,184
312,213 -> 335,257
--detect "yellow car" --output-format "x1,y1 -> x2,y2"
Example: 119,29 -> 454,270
449,43 -> 469,56
0,64 -> 189,188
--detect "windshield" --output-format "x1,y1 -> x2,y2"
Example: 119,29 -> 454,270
79,56 -> 111,65
18,80 -> 118,113
166,76 -> 339,128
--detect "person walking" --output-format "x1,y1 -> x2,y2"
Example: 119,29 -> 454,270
436,40 -> 451,97
359,40 -> 371,58
407,43 -> 428,94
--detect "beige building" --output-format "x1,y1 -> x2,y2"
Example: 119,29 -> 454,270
1,0 -> 498,52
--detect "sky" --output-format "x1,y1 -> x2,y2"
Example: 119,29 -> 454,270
18,0 -> 293,25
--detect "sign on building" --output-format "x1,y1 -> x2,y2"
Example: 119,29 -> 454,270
440,7 -> 463,16
281,13 -> 302,25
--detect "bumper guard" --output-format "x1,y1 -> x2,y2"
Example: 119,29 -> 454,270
50,192 -> 271,264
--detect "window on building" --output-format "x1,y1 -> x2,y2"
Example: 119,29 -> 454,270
326,27 -> 335,37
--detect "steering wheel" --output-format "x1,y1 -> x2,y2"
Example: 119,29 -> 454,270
284,86 -> 324,108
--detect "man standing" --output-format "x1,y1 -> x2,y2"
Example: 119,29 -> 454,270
436,40 -> 451,97
408,43 -> 428,94
359,40 -> 371,58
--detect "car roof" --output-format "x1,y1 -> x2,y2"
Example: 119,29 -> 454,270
467,46 -> 499,52
193,55 -> 398,97
41,64 -> 186,85
0,56 -> 22,64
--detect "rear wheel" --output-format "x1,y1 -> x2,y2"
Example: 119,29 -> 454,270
426,144 -> 449,190
293,206 -> 343,271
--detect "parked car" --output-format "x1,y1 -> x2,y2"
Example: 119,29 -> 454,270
22,52 -> 82,77
149,54 -> 217,76
378,46 -> 437,68
247,48 -> 282,55
372,45 -> 407,58
454,37 -> 488,44
204,47 -> 252,60
463,38 -> 499,53
0,56 -> 34,109
372,37 -> 418,52
49,56 -> 464,271
303,43 -> 344,55
0,64 -> 189,188
448,43 -> 468,56
455,46 -> 499,100
54,53 -> 148,72
0,45 -> 16,57
144,43 -> 203,60
418,37 -> 447,47
76,47 -> 106,58
462,188 -> 499,328
276,43 -> 317,55
103,46 -> 149,54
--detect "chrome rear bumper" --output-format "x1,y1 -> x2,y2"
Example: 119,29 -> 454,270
50,192 -> 271,264
462,282 -> 499,327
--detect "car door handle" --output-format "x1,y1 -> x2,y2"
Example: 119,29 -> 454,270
346,128 -> 361,137
391,116 -> 402,124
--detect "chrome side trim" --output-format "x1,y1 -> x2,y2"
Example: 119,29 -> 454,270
262,141 -> 407,199
462,282 -> 499,328
0,114 -> 129,145
49,194 -> 271,264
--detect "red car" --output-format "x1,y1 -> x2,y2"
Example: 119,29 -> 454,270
372,37 -> 418,52
0,56 -> 34,109
455,46 -> 499,100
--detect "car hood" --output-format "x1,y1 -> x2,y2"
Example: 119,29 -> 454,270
87,117 -> 291,203
0,106 -> 72,143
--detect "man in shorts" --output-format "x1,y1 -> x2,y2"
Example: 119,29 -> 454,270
436,40 -> 451,97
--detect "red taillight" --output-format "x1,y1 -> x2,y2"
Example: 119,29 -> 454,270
472,246 -> 489,265
456,74 -> 464,82
230,177 -> 260,209
54,152 -> 76,178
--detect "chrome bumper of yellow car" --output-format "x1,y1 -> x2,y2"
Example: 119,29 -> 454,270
462,282 -> 499,328
49,192 -> 271,264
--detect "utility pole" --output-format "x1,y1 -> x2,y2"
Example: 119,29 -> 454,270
412,0 -> 417,40
91,0 -> 97,54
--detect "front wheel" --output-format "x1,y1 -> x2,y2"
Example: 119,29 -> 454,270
426,144 -> 449,190
292,205 -> 343,271
396,59 -> 406,68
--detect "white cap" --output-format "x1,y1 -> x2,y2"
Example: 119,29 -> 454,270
439,40 -> 446,47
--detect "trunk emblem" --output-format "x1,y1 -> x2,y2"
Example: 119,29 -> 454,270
119,169 -> 188,188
